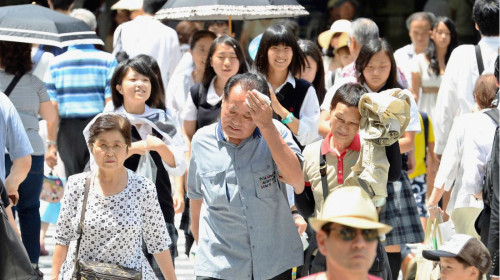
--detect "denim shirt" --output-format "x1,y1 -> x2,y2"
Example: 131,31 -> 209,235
187,120 -> 304,279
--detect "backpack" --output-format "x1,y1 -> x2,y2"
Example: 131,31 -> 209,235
483,108 -> 499,207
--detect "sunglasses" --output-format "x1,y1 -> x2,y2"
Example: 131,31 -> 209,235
324,225 -> 379,242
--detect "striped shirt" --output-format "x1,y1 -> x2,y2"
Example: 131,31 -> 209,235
44,45 -> 117,118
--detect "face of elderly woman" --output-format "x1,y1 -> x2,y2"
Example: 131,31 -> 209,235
91,130 -> 128,170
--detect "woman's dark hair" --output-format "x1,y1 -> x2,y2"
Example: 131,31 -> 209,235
111,55 -> 166,111
253,24 -> 307,77
298,39 -> 326,103
88,114 -> 132,149
0,41 -> 32,75
330,82 -> 367,110
189,30 -> 216,50
425,17 -> 458,76
202,35 -> 248,89
473,0 -> 499,36
356,38 -> 398,89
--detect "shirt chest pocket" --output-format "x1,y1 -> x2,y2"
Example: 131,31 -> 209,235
200,170 -> 229,207
251,162 -> 279,199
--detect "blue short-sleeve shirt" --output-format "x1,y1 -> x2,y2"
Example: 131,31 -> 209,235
0,93 -> 33,181
187,119 -> 303,280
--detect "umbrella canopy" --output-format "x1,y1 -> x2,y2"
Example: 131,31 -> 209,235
0,4 -> 103,48
155,0 -> 309,21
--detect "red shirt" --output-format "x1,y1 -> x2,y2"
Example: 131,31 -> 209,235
299,272 -> 382,280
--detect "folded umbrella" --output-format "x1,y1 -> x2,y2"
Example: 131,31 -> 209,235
0,4 -> 103,48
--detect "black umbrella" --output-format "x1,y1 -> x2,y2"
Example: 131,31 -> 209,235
0,4 -> 103,48
155,0 -> 309,32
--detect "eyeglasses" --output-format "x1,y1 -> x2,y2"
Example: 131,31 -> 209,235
93,142 -> 127,153
324,225 -> 379,242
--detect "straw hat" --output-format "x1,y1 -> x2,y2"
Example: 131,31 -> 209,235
318,19 -> 351,50
334,32 -> 349,53
309,187 -> 392,234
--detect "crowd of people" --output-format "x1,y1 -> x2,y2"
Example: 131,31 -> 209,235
0,0 -> 499,279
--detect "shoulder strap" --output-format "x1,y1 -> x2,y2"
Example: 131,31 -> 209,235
485,108 -> 500,126
4,72 -> 24,97
190,83 -> 202,109
421,112 -> 429,148
319,149 -> 328,200
475,45 -> 484,75
73,173 -> 92,273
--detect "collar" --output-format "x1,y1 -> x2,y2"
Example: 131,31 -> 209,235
320,132 -> 361,156
479,36 -> 500,48
406,44 -> 416,57
216,119 -> 261,143
272,71 -> 296,93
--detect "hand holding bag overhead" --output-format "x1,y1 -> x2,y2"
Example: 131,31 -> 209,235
0,180 -> 38,280
72,173 -> 142,280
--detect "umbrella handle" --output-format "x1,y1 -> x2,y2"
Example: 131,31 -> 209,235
229,15 -> 232,35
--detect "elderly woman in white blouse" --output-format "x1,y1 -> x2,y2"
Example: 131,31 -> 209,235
51,114 -> 177,280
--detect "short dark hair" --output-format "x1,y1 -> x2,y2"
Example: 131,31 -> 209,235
50,0 -> 74,10
330,83 -> 367,110
0,41 -> 32,75
405,12 -> 436,31
203,20 -> 229,30
111,55 -> 165,111
356,38 -> 398,90
298,39 -> 326,103
87,114 -> 132,149
253,24 -> 307,77
223,72 -> 270,101
474,74 -> 498,109
189,30 -> 216,50
202,36 -> 248,88
495,55 -> 499,81
473,0 -> 500,36
143,0 -> 166,14
176,21 -> 199,45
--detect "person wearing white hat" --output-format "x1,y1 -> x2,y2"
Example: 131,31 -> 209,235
423,234 -> 492,280
300,187 -> 392,280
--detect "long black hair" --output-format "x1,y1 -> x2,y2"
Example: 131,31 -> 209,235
298,39 -> 326,103
202,35 -> 248,89
425,17 -> 458,76
253,24 -> 307,77
355,38 -> 398,90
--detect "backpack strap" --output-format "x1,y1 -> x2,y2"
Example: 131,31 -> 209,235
485,108 -> 499,126
190,83 -> 203,109
319,150 -> 328,200
475,45 -> 484,75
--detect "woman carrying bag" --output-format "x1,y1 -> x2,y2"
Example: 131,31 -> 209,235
51,114 -> 177,280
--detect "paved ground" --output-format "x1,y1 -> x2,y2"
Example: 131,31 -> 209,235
39,213 -> 195,279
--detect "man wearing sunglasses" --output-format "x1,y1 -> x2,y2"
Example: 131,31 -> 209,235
302,187 -> 392,280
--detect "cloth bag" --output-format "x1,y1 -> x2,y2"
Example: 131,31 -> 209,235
73,174 -> 142,280
0,181 -> 37,280
415,214 -> 444,280
40,171 -> 64,203
135,152 -> 157,183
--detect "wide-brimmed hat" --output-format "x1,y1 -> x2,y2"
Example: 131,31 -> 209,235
423,234 -> 492,274
309,187 -> 392,234
111,0 -> 143,11
334,32 -> 350,53
318,19 -> 351,50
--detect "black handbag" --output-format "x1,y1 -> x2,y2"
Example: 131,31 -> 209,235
72,174 -> 142,280
0,181 -> 38,280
